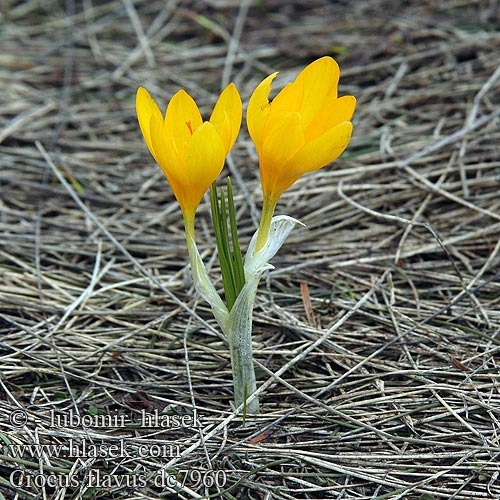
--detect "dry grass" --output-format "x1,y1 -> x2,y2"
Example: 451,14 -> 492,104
1,0 -> 500,499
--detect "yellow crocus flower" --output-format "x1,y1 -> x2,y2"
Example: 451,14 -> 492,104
246,56 -> 356,250
136,83 -> 242,236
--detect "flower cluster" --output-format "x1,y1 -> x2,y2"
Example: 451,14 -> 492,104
136,57 -> 355,241
136,57 -> 356,413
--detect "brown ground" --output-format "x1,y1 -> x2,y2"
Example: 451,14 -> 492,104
1,1 -> 500,499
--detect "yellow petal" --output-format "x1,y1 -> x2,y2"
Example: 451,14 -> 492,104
286,121 -> 353,177
268,80 -> 303,117
136,87 -> 163,162
260,112 -> 304,198
246,72 -> 278,151
149,112 -> 186,206
182,122 -> 226,215
209,82 -> 242,154
304,95 -> 356,141
296,56 -> 340,127
164,89 -> 203,156
262,111 -> 304,167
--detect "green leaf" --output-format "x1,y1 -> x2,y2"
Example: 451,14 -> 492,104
210,179 -> 246,311
227,178 -> 246,293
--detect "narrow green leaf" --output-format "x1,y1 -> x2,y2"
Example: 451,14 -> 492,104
210,180 -> 248,311
220,186 -> 237,307
227,178 -> 246,295
219,188 -> 231,263
210,182 -> 236,309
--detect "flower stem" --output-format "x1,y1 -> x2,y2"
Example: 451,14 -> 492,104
227,277 -> 260,413
183,211 -> 214,302
183,211 -> 196,245
255,195 -> 278,252
185,194 -> 258,413
229,334 -> 259,413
